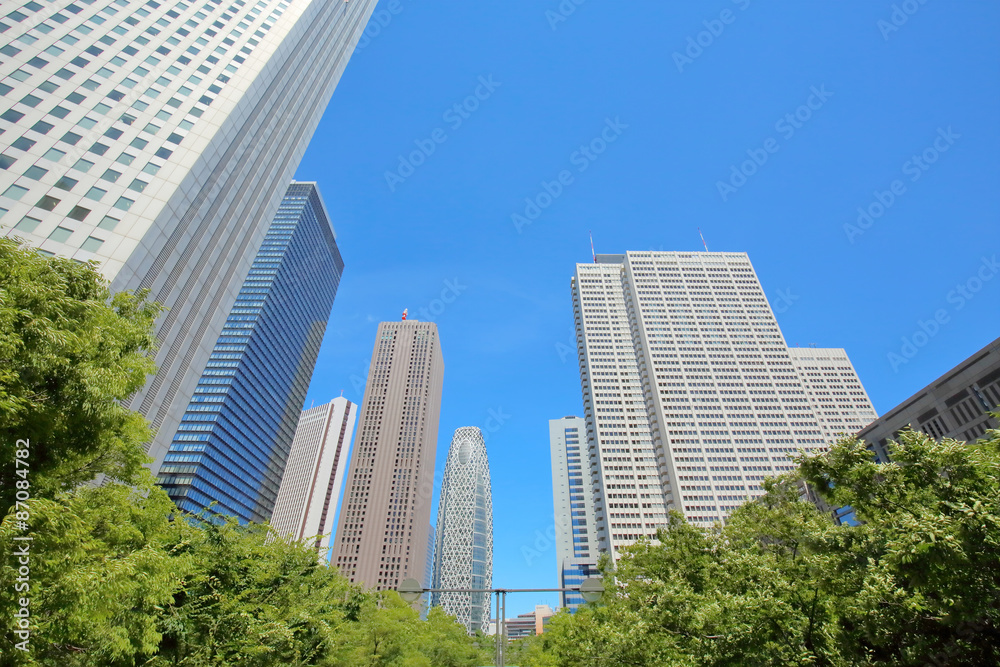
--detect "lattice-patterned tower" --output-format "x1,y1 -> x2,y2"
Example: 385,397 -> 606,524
431,427 -> 493,635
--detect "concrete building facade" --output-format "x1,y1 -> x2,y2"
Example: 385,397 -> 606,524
858,336 -> 1000,461
0,0 -> 378,475
571,251 -> 876,558
270,396 -> 357,552
331,319 -> 444,591
788,348 -> 878,443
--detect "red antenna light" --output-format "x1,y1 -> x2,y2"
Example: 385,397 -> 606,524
589,230 -> 596,263
698,227 -> 709,252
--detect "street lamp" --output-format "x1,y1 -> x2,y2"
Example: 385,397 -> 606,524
579,577 -> 604,603
398,578 -> 423,604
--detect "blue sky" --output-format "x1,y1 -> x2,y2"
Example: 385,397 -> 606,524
295,1 -> 1000,615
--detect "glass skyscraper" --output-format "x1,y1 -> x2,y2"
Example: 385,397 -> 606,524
0,0 -> 378,477
432,426 -> 493,635
549,416 -> 599,611
157,181 -> 344,523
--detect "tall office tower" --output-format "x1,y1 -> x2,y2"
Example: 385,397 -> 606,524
270,396 -> 357,553
788,348 -> 878,442
0,0 -> 378,475
431,427 -> 493,634
157,182 -> 344,523
331,319 -> 445,591
859,336 -> 999,462
549,416 -> 599,611
571,251 -> 874,558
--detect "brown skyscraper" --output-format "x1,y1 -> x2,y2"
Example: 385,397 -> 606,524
332,319 -> 444,590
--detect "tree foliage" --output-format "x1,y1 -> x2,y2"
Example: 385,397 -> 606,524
516,429 -> 1000,666
0,238 -> 161,508
0,242 -> 488,666
0,485 -> 491,666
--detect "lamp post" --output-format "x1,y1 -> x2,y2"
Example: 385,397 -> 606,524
397,578 -> 604,667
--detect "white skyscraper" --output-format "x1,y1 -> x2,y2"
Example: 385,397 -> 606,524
788,348 -> 878,442
270,397 -> 357,554
0,0 -> 378,474
432,427 -> 493,635
571,251 -> 876,558
548,416 -> 599,610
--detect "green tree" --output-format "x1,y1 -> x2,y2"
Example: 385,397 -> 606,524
0,242 -> 487,666
798,428 -> 1000,665
524,428 -> 1000,666
0,238 -> 161,508
0,480 -> 197,665
150,516 -> 361,666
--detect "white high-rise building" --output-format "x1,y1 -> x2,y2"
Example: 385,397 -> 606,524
270,397 -> 357,554
432,426 -> 493,635
0,0 -> 378,474
548,416 -> 599,611
788,348 -> 878,442
571,251 -> 876,558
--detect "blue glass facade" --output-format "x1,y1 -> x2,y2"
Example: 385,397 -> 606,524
561,560 -> 600,610
563,426 -> 591,561
156,182 -> 344,524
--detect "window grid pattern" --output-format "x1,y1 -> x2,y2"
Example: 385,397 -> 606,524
549,417 -> 599,611
0,0 -> 301,259
270,397 -> 356,555
331,320 -> 445,593
430,427 -> 493,635
572,251 -> 876,558
156,182 -> 344,524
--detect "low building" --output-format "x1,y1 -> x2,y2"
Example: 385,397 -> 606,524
860,336 -> 1000,461
489,605 -> 556,640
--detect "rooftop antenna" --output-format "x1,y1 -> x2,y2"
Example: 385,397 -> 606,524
401,308 -> 408,321
698,227 -> 709,252
589,230 -> 596,263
